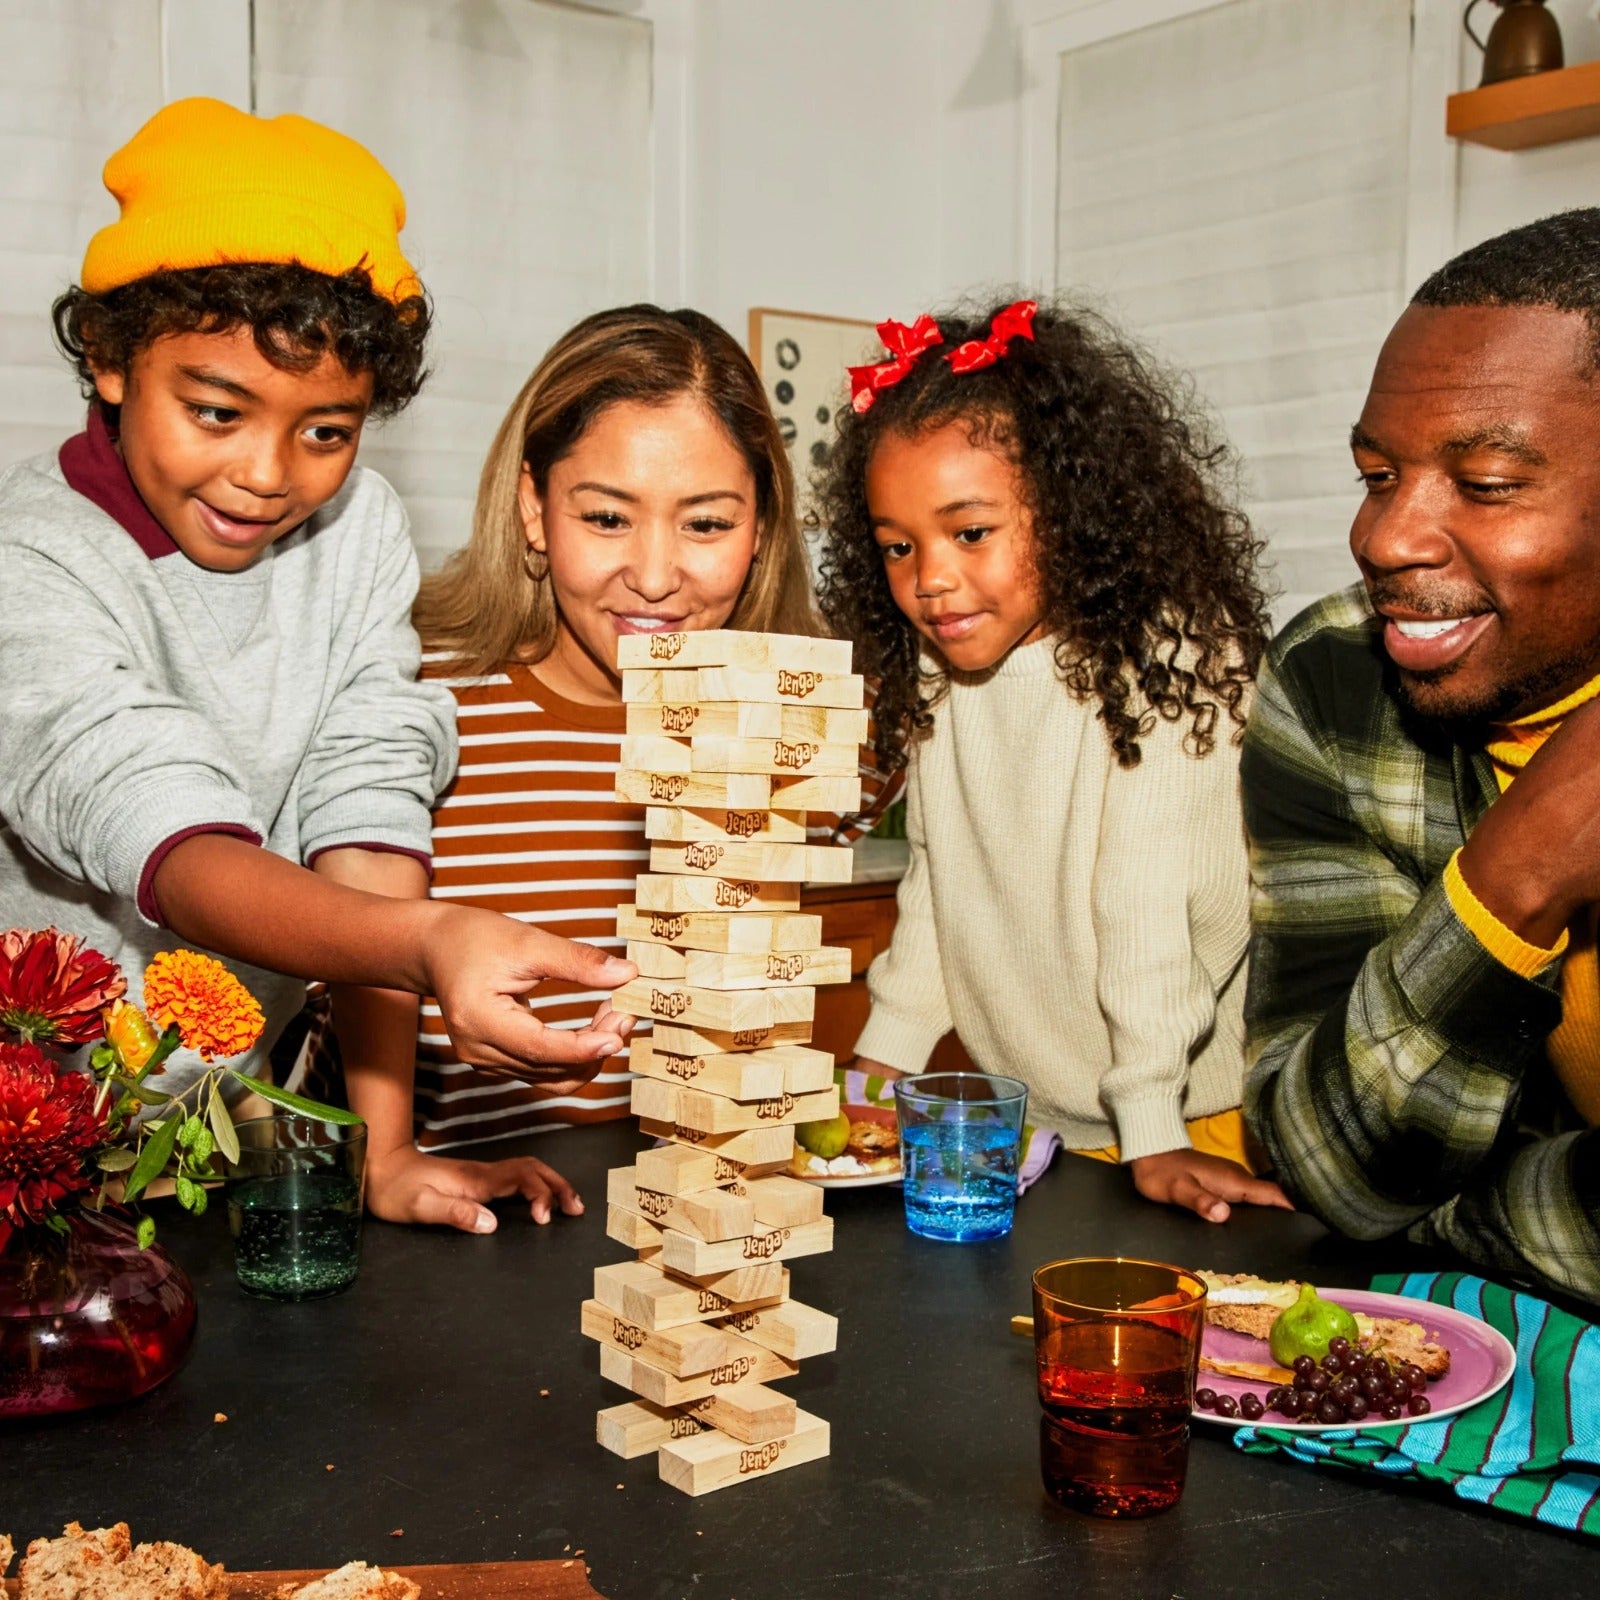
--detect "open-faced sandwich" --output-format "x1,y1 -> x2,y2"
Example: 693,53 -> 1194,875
790,1106 -> 900,1180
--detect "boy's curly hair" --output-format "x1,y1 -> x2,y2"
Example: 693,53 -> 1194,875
52,262 -> 431,418
814,296 -> 1271,771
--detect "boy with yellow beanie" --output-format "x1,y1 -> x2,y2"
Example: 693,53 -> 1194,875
0,99 -> 634,1231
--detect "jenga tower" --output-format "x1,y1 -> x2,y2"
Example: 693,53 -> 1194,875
586,630 -> 864,1496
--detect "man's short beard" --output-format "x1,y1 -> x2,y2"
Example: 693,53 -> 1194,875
1396,648 -> 1600,739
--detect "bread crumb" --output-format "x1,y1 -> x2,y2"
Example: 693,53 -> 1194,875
213,1412 -> 228,1423
389,1529 -> 403,1538
562,1562 -> 573,1570
325,1464 -> 335,1471
615,1483 -> 624,1490
539,1388 -> 549,1397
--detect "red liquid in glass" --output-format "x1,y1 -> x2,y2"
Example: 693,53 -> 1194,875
1037,1320 -> 1193,1517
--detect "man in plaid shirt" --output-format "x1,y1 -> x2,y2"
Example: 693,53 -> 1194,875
1244,211 -> 1600,1306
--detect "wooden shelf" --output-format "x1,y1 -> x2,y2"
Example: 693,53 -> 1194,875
1448,59 -> 1600,151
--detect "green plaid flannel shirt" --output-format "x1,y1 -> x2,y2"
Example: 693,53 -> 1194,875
1242,584 -> 1600,1305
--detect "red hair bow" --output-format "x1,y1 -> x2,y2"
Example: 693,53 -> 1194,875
848,314 -> 943,413
945,299 -> 1037,373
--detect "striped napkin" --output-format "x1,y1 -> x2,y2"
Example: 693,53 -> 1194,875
1233,1271 -> 1600,1536
840,1068 -> 1061,1194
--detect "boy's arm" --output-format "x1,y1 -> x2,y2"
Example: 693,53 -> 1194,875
1240,642 -> 1600,1298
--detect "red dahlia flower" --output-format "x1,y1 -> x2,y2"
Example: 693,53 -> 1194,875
0,1040 -> 107,1250
0,927 -> 125,1046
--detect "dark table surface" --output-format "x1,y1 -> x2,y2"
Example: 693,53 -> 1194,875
6,1121 -> 1595,1599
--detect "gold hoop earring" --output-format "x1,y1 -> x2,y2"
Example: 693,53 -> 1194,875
522,546 -> 548,583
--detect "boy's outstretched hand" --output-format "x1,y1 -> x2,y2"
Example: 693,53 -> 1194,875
1129,1148 -> 1294,1224
365,1144 -> 584,1234
422,907 -> 635,1081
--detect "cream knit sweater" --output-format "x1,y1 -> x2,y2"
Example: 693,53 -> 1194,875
853,636 -> 1250,1162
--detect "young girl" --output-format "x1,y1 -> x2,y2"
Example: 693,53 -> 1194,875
310,305 -> 896,1232
817,296 -> 1290,1224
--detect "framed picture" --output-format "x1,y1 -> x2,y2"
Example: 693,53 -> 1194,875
748,308 -> 880,519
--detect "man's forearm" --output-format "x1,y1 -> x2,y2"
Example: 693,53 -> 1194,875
154,833 -> 442,993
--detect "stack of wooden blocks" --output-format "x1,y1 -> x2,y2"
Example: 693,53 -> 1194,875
587,629 -> 864,1497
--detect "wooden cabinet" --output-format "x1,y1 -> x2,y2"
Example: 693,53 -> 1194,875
800,879 -> 974,1071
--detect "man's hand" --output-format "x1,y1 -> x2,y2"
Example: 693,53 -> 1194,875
1129,1148 -> 1294,1223
1458,694 -> 1600,947
424,909 -> 635,1081
366,1144 -> 584,1233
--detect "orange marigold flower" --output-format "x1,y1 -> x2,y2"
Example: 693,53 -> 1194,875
141,951 -> 265,1063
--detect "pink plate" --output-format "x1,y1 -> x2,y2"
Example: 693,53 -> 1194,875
1194,1288 -> 1516,1433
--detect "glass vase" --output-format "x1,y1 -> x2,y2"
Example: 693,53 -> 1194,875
0,1204 -> 197,1418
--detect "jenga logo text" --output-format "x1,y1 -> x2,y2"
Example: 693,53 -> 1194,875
766,954 -> 805,982
611,1319 -> 646,1350
648,913 -> 687,940
669,1415 -> 702,1438
732,1028 -> 770,1046
696,1288 -> 732,1313
708,1357 -> 755,1386
715,880 -> 757,908
659,703 -> 698,732
649,632 -> 688,660
772,740 -> 818,770
756,1093 -> 796,1121
713,1156 -> 742,1182
743,1228 -> 790,1259
776,670 -> 822,698
673,1124 -> 707,1144
649,988 -> 690,1019
725,1310 -> 761,1332
739,1441 -> 786,1474
683,842 -> 724,870
724,810 -> 763,838
663,1052 -> 704,1080
648,774 -> 688,801
636,1189 -> 670,1219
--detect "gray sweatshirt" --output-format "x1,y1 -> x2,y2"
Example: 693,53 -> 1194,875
0,422 -> 457,1101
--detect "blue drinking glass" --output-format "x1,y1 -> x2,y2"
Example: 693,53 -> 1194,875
893,1071 -> 1028,1242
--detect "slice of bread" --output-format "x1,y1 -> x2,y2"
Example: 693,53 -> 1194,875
271,1562 -> 421,1600
18,1521 -> 228,1600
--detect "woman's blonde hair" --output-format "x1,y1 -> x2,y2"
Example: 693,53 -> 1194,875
414,304 -> 820,674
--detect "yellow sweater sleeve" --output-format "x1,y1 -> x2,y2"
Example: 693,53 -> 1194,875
1442,849 -> 1566,978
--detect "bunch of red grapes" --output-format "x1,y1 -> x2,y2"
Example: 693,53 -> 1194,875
1195,1336 -> 1435,1424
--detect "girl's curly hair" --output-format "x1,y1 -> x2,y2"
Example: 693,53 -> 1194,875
52,261 -> 431,419
814,295 -> 1271,772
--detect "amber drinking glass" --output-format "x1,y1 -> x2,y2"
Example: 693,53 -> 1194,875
1032,1257 -> 1207,1517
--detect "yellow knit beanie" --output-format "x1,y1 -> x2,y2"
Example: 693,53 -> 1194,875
81,97 -> 420,303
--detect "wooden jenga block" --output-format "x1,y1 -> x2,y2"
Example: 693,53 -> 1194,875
617,905 -> 823,953
617,630 -> 852,674
636,1118 -> 796,1169
696,667 -> 865,707
627,940 -> 686,979
690,737 -> 859,778
634,1078 -> 840,1135
660,1256 -> 788,1304
679,1382 -> 797,1445
644,805 -> 807,844
598,1338 -> 798,1408
770,773 -> 864,811
596,1398 -> 706,1459
629,1038 -> 786,1102
580,1298 -> 755,1377
620,667 -> 698,703
633,876 -> 802,915
614,979 -> 814,1034
627,700 -> 783,739
593,1259 -> 790,1330
653,1018 -> 814,1054
657,1409 -> 830,1497
606,1166 -> 756,1242
716,1298 -> 839,1362
741,1173 -> 826,1229
606,1203 -> 665,1250
649,840 -> 853,883
619,734 -> 693,773
658,1216 -> 834,1277
614,770 -> 772,809
776,704 -> 870,744
683,947 -> 852,990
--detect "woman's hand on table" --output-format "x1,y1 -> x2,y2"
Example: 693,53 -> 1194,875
1129,1148 -> 1294,1224
365,1144 -> 584,1234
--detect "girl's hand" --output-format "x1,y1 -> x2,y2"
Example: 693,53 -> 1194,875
426,909 -> 635,1079
1128,1149 -> 1294,1223
366,1144 -> 584,1233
